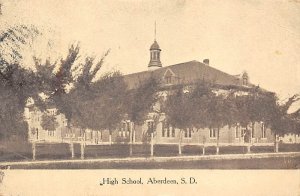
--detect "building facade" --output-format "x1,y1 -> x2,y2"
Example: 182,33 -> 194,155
25,39 -> 275,146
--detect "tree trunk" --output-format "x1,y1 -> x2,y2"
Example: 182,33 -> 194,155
96,131 -> 99,144
150,132 -> 154,157
216,128 -> 220,155
80,142 -> 85,159
274,134 -> 279,153
32,142 -> 36,161
247,124 -> 253,154
70,142 -> 74,159
109,129 -> 112,145
247,144 -> 251,153
178,130 -> 182,155
129,122 -> 133,156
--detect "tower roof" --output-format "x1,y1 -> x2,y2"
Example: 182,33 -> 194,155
150,40 -> 160,50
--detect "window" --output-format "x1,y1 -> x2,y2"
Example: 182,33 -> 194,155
165,77 -> 171,84
235,126 -> 240,138
162,121 -> 165,137
241,127 -> 246,137
119,122 -> 130,138
48,130 -> 54,136
36,128 -> 39,140
184,128 -> 192,138
243,78 -> 248,85
162,122 -> 175,138
147,121 -> 154,133
167,126 -> 170,137
171,127 -> 175,137
210,128 -> 217,138
261,123 -> 266,138
251,127 -> 255,138
126,122 -> 130,137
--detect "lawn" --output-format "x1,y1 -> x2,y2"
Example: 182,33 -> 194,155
0,142 -> 300,162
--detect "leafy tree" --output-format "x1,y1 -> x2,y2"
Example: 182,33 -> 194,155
205,92 -> 228,154
265,94 -> 300,152
34,45 -> 117,139
0,24 -> 44,141
70,72 -> 128,144
0,62 -> 42,141
41,113 -> 59,132
164,85 -> 193,155
125,76 -> 160,155
189,82 -> 213,131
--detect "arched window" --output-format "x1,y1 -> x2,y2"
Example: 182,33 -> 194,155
243,77 -> 248,85
261,123 -> 266,138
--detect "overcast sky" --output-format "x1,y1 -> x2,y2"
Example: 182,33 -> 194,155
1,0 -> 300,99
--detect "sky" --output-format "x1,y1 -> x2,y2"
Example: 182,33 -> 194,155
0,0 -> 300,100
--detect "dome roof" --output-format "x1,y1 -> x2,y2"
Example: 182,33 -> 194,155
150,40 -> 160,50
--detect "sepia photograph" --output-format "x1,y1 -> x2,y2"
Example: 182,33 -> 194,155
0,0 -> 299,195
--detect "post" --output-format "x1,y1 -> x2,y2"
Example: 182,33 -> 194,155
216,128 -> 220,155
80,142 -> 85,159
150,132 -> 154,157
109,129 -> 112,145
70,142 -> 74,159
247,144 -> 251,153
32,142 -> 36,161
133,128 -> 136,143
274,134 -> 279,153
178,130 -> 182,155
248,125 -> 253,153
129,122 -> 133,156
202,136 -> 206,155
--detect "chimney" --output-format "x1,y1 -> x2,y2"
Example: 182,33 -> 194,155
203,59 -> 209,65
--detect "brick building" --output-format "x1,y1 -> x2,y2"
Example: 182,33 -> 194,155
25,38 -> 274,146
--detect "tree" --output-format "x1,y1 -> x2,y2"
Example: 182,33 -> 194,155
41,113 -> 59,133
164,85 -> 193,155
234,89 -> 275,152
125,76 -> 160,156
189,82 -> 213,154
0,24 -> 44,141
265,94 -> 300,152
70,72 -> 128,144
205,92 -> 228,155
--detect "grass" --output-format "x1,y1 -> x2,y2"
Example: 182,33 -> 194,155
0,142 -> 300,162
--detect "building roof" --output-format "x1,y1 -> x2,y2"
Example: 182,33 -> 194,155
123,60 -> 252,89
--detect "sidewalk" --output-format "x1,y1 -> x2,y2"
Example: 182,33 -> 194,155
1,151 -> 300,167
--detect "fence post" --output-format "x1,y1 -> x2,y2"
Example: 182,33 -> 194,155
247,144 -> 251,153
32,142 -> 36,161
150,132 -> 154,157
70,142 -> 74,159
80,142 -> 85,160
178,130 -> 182,155
274,134 -> 279,153
129,122 -> 133,156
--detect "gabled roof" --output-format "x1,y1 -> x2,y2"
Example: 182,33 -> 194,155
123,60 -> 251,89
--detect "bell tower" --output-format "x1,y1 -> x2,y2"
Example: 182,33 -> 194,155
148,22 -> 162,70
